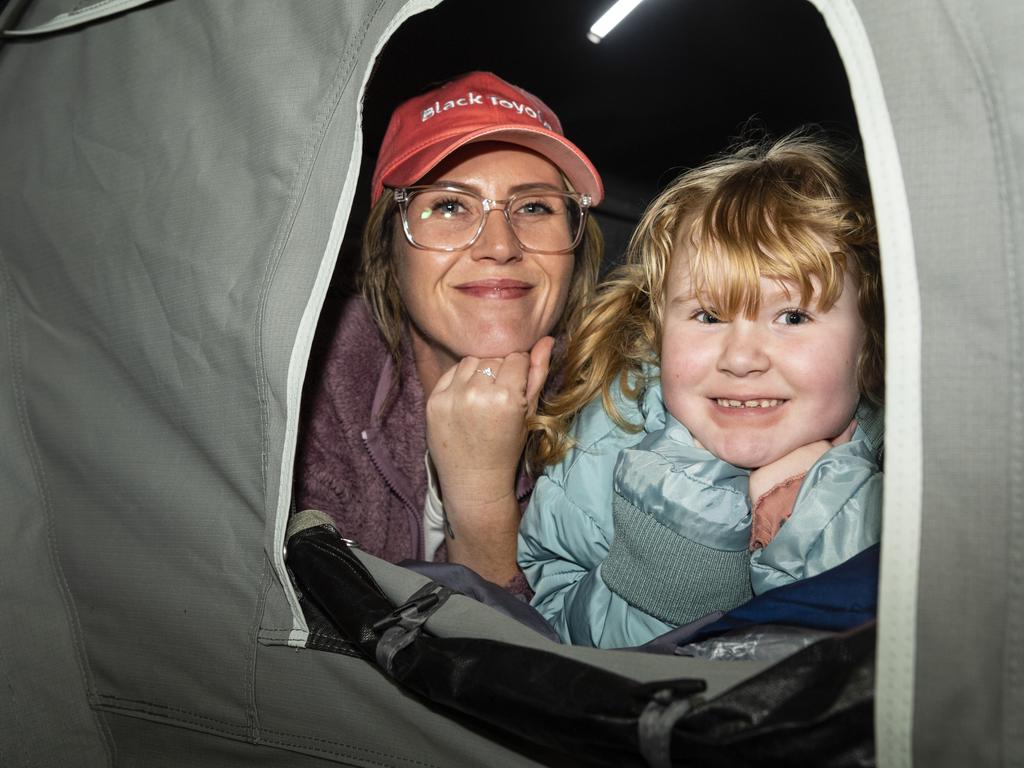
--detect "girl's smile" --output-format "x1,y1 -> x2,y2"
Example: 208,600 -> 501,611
712,398 -> 785,409
660,243 -> 865,470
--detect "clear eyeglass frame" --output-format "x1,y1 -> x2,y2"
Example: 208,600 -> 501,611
392,185 -> 592,254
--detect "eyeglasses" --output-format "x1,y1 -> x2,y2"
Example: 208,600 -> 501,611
393,185 -> 591,254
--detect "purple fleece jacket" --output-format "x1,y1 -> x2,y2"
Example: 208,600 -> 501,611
295,296 -> 429,562
294,295 -> 532,591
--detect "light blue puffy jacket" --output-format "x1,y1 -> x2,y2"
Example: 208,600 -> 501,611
517,372 -> 884,649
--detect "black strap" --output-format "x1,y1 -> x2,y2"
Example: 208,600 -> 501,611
638,688 -> 698,768
374,582 -> 453,674
286,515 -> 874,767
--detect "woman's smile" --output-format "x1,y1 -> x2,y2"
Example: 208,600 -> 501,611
396,144 -> 575,379
453,278 -> 534,299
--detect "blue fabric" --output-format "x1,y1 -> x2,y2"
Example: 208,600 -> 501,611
520,364 -> 883,649
404,544 -> 879,652
676,543 -> 879,646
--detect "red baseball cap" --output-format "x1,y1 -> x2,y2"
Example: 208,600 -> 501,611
370,71 -> 604,206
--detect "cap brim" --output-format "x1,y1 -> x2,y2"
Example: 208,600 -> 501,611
376,125 -> 604,206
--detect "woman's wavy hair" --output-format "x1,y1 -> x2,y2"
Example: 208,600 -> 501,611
357,188 -> 604,366
531,130 -> 884,468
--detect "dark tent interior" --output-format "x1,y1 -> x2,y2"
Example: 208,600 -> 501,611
335,0 -> 859,284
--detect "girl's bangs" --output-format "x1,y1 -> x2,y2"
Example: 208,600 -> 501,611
683,182 -> 848,318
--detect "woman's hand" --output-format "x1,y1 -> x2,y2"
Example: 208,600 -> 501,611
747,419 -> 857,504
425,336 -> 554,583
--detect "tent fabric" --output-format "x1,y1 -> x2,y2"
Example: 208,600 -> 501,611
802,4 -> 923,762
843,3 -> 1024,765
1,0 -> 1023,765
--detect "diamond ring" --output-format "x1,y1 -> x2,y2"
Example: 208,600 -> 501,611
476,367 -> 496,378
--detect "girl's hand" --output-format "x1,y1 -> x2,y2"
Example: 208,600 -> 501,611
747,418 -> 857,504
425,336 -> 553,580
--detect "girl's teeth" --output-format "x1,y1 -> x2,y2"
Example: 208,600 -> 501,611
716,399 -> 781,408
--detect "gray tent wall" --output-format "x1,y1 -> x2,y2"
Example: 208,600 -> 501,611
842,2 -> 1024,766
0,0 -> 1020,766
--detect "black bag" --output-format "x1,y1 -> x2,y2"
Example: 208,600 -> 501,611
286,515 -> 874,768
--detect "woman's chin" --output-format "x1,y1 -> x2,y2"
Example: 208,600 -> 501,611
460,329 -> 546,359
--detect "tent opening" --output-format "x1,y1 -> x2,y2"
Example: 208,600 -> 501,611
329,0 -> 862,289
297,0 -> 868,576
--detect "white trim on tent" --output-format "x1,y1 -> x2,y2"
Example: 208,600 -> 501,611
2,0 -> 158,35
808,1 -> 922,766
274,0 -> 446,646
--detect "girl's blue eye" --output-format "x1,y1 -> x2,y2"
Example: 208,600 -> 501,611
694,309 -> 722,324
779,309 -> 811,325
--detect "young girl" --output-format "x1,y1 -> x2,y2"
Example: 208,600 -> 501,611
517,133 -> 885,649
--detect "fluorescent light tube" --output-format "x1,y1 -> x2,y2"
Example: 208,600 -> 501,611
587,0 -> 648,43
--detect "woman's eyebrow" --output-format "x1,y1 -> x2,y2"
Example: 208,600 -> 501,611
422,181 -> 564,196
507,182 -> 565,194
425,180 -> 475,191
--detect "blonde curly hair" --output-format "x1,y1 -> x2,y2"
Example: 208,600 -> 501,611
530,131 -> 884,468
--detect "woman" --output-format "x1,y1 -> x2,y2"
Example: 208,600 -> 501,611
295,71 -> 604,591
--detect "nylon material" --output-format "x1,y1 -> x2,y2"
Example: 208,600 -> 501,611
109,697 -> 492,768
561,565 -> 674,648
517,380 -> 662,609
5,0 -> 158,35
268,0 -> 450,637
634,370 -> 668,433
526,477 -> 611,571
272,132 -> 365,639
521,447 -> 674,646
11,170 -> 262,386
525,500 -> 653,648
888,4 -> 1014,765
806,3 -> 923,766
0,262 -> 114,763
354,548 -> 768,695
2,0 -> 79,29
954,3 -> 1024,762
751,468 -> 882,594
290,525 -> 871,764
521,376 -> 753,647
15,5 -> 308,396
563,370 -> 665,474
583,572 -> 674,648
894,3 -> 1024,764
789,435 -> 879,506
11,192 -> 266,727
613,416 -> 750,548
0,0 -> 388,733
518,480 -> 619,644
